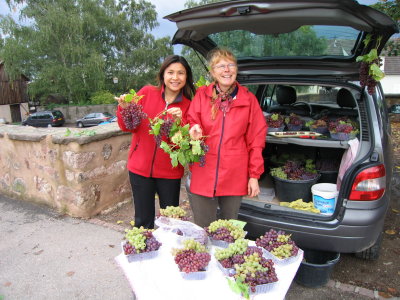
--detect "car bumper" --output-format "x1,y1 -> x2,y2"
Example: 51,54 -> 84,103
238,199 -> 389,253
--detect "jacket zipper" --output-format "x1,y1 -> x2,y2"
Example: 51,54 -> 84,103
213,111 -> 226,196
150,102 -> 170,177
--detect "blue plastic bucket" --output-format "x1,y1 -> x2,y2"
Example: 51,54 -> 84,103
311,183 -> 338,215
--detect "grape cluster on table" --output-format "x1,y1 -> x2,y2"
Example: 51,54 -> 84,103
173,239 -> 211,273
255,229 -> 299,259
123,226 -> 161,255
205,219 -> 246,243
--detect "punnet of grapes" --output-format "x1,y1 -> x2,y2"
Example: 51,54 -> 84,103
120,89 -> 147,130
255,229 -> 300,261
172,239 -> 211,273
205,219 -> 246,243
356,34 -> 385,95
123,226 -> 162,256
149,112 -> 209,168
265,113 -> 285,128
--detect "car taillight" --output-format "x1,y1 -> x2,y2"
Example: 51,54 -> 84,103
348,165 -> 386,201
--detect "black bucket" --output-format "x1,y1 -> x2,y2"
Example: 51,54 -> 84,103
295,249 -> 340,288
272,175 -> 320,203
318,170 -> 338,184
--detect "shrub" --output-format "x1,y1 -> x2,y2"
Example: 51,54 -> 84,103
90,90 -> 115,105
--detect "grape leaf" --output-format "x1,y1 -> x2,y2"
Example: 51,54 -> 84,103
160,141 -> 171,154
229,219 -> 247,229
190,140 -> 202,155
171,130 -> 183,144
370,63 -> 385,81
170,152 -> 179,167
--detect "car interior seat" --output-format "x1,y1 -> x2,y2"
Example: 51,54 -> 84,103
329,88 -> 358,118
269,85 -> 310,116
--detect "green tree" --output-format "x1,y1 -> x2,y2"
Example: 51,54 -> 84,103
0,0 -> 173,104
371,0 -> 400,56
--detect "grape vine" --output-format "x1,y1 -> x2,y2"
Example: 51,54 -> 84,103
356,34 -> 385,95
149,112 -> 208,167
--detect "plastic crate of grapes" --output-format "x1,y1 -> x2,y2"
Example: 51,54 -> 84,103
261,247 -> 303,265
180,269 -> 209,280
210,237 -> 231,248
216,261 -> 235,276
251,281 -> 279,294
121,241 -> 159,263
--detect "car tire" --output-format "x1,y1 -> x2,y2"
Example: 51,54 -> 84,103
354,232 -> 383,260
77,122 -> 84,128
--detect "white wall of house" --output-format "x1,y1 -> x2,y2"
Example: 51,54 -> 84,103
381,75 -> 400,95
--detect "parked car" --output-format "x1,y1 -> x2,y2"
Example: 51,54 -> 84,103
389,104 -> 400,114
99,116 -> 117,125
22,110 -> 65,127
76,112 -> 113,127
166,0 -> 399,259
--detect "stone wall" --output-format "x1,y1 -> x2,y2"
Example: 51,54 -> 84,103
0,122 -> 132,218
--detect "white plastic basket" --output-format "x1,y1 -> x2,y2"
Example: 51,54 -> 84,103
251,281 -> 279,294
216,261 -> 235,276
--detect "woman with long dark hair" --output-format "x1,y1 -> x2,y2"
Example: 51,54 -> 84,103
116,55 -> 195,229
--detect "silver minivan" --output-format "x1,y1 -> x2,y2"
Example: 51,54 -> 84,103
167,0 -> 399,259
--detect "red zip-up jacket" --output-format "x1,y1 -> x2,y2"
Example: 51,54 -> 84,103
188,83 -> 267,197
117,85 -> 191,179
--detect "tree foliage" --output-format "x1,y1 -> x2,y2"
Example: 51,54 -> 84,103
371,0 -> 400,56
0,0 -> 173,104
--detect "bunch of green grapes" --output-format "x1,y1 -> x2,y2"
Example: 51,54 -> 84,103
159,206 -> 187,220
123,226 -> 161,255
172,238 -> 207,256
206,219 -> 246,242
215,239 -> 248,261
271,244 -> 294,259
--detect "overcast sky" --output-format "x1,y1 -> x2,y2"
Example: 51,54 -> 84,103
0,0 -> 379,41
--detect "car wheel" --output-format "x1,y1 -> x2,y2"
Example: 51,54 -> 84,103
77,122 -> 84,128
354,232 -> 383,260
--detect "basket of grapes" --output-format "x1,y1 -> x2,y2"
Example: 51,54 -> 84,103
227,249 -> 278,297
214,238 -> 249,276
255,229 -> 302,265
122,226 -> 162,263
205,219 -> 247,248
172,239 -> 211,280
155,206 -> 189,229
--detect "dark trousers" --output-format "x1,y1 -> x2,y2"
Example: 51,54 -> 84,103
188,193 -> 242,228
129,172 -> 181,229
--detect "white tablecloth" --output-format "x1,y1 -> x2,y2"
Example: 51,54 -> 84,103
115,230 -> 302,300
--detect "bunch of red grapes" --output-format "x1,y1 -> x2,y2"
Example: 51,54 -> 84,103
174,249 -> 211,273
120,103 -> 147,130
359,57 -> 382,95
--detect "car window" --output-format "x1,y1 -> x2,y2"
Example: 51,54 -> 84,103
103,112 -> 112,117
86,113 -> 95,119
53,111 -> 63,118
31,114 -> 39,119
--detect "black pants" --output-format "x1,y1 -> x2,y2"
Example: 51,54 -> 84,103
129,172 -> 181,229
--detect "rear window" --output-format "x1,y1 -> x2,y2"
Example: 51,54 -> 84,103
209,25 -> 360,58
52,111 -> 63,118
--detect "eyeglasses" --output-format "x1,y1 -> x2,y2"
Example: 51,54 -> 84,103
213,63 -> 237,71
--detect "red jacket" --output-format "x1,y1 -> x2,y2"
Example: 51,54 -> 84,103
117,85 -> 191,179
188,83 -> 267,197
